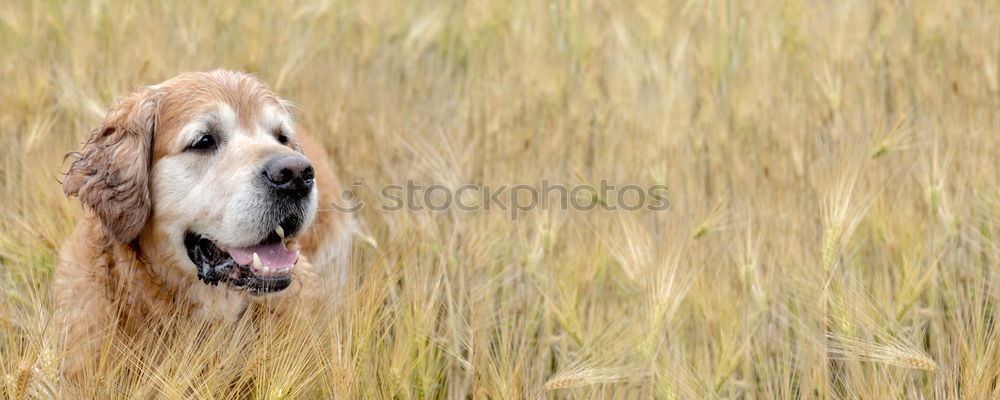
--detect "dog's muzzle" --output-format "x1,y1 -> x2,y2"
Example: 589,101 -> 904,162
183,154 -> 316,295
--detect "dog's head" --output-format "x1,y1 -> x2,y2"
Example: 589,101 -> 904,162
64,70 -> 316,295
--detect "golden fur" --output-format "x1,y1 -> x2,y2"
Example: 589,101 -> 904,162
55,71 -> 351,390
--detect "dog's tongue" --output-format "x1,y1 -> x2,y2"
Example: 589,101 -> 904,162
223,241 -> 298,268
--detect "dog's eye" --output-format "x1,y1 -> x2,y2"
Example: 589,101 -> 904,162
276,132 -> 289,145
189,134 -> 217,151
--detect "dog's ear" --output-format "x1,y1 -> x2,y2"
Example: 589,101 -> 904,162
64,87 -> 161,243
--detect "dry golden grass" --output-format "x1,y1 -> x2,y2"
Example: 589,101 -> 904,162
1,0 -> 999,398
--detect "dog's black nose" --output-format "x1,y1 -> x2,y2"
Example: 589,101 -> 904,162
262,154 -> 314,197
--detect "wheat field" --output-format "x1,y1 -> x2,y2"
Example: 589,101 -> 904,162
1,0 -> 999,398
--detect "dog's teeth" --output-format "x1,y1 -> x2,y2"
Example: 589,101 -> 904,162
252,252 -> 262,269
276,226 -> 285,239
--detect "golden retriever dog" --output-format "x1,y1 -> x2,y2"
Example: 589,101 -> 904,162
55,70 -> 352,387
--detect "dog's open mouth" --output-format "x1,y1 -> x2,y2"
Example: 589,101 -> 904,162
184,230 -> 298,295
